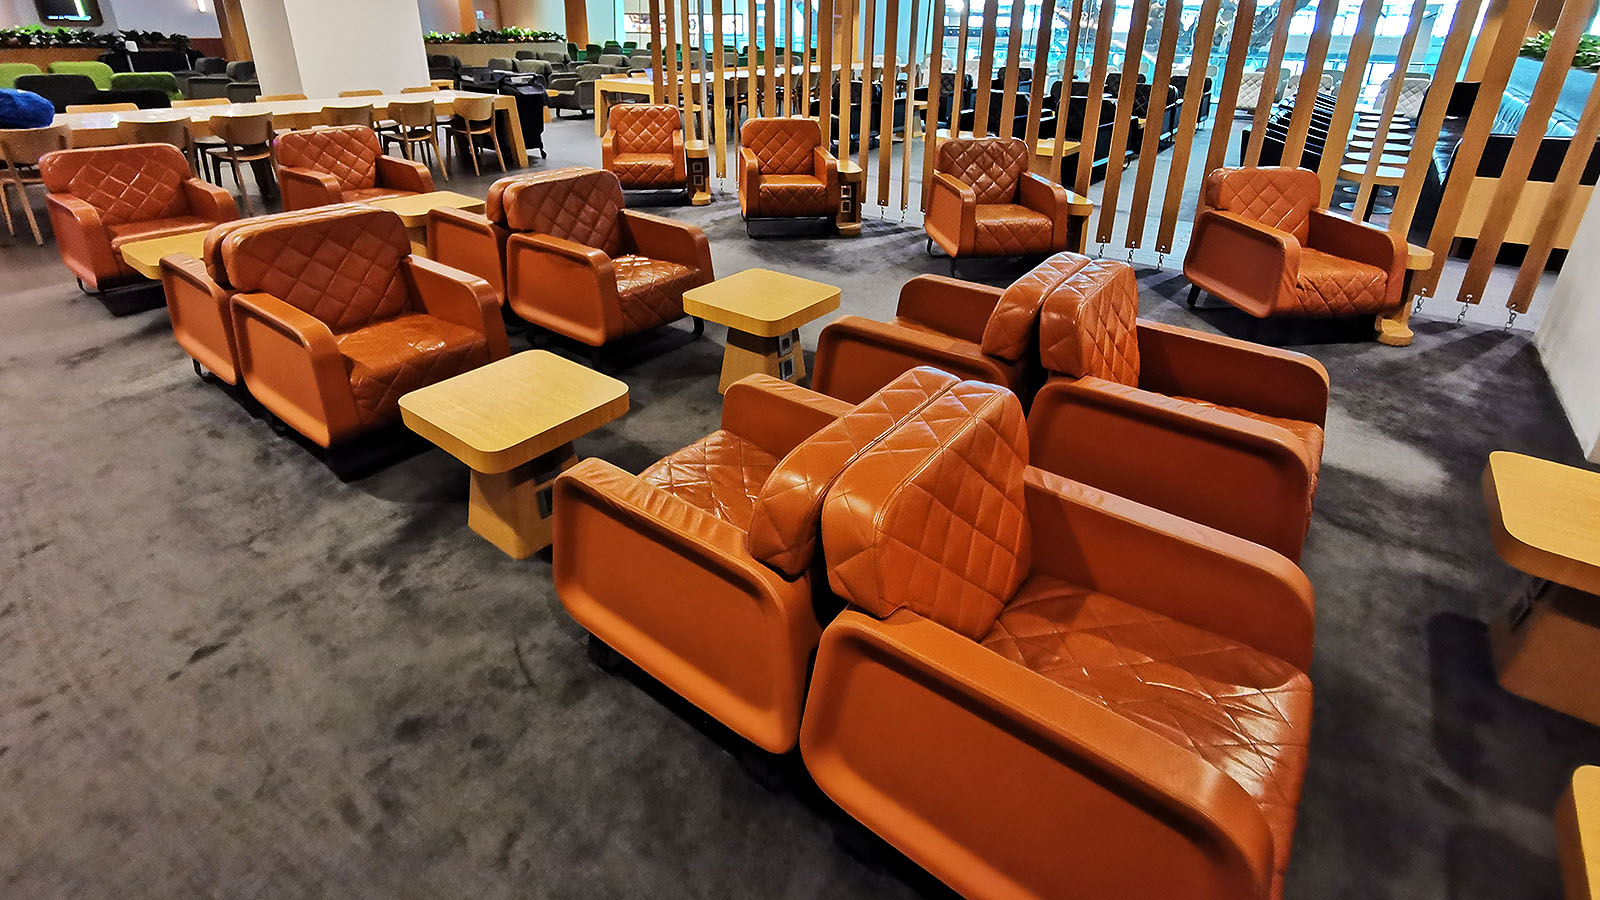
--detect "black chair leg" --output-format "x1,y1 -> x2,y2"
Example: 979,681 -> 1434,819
691,316 -> 704,336
1187,284 -> 1201,308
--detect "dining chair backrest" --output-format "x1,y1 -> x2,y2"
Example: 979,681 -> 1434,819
453,93 -> 496,124
338,89 -> 383,98
116,118 -> 194,156
322,104 -> 374,127
259,93 -> 307,102
65,102 -> 138,114
209,113 -> 274,147
401,85 -> 441,94
0,123 -> 72,168
386,99 -> 437,130
174,97 -> 230,108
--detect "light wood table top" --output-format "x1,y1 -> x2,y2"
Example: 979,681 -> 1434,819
117,228 -> 213,279
683,268 -> 841,337
365,190 -> 485,227
399,350 -> 629,475
1559,766 -> 1600,899
1483,451 -> 1600,594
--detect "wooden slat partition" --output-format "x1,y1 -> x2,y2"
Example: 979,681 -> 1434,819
1347,0 -> 1429,218
1310,0 -> 1387,201
713,0 -> 727,177
900,0 -> 922,212
1244,0 -> 1296,166
819,0 -> 836,134
1157,0 -> 1225,253
764,0 -> 777,116
782,0 -> 792,114
920,0 -> 946,206
1020,0 -> 1053,151
1202,0 -> 1255,179
746,0 -> 761,117
838,0 -> 855,159
1049,0 -> 1085,179
1094,0 -> 1151,244
973,0 -> 998,136
1125,0 -> 1181,249
664,0 -> 681,109
995,0 -> 1024,139
649,0 -> 666,99
1509,82 -> 1600,311
1279,0 -> 1340,167
1073,0 -> 1116,196
877,0 -> 900,205
858,0 -> 878,181
950,0 -> 971,137
802,0 -> 814,116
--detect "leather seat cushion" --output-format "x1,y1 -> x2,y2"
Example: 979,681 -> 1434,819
340,187 -> 415,204
107,216 -> 217,249
972,204 -> 1056,255
1171,395 -> 1324,493
756,175 -> 832,217
1291,248 -> 1388,316
982,574 -> 1311,895
612,153 -> 679,188
336,314 -> 491,426
641,430 -> 779,531
613,255 -> 695,334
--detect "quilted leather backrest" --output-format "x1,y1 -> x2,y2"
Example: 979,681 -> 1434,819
1202,166 -> 1319,244
822,382 -> 1032,640
1036,257 -> 1141,386
39,143 -> 192,226
747,367 -> 960,578
613,104 -> 680,154
202,203 -> 366,286
936,136 -> 1028,205
274,126 -> 380,193
741,117 -> 821,175
979,251 -> 1094,363
497,166 -> 624,256
482,173 -> 524,227
220,205 -> 414,332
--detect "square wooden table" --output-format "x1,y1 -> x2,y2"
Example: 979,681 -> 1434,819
1558,766 -> 1599,899
117,227 -> 214,280
682,268 -> 841,394
399,350 -> 629,559
365,190 -> 486,256
1483,451 -> 1600,724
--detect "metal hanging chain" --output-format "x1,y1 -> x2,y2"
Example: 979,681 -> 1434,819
1505,309 -> 1518,331
1456,301 -> 1471,325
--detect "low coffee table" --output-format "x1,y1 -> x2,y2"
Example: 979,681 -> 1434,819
118,227 -> 214,280
1558,766 -> 1599,898
366,190 -> 486,256
682,268 -> 841,394
399,350 -> 629,559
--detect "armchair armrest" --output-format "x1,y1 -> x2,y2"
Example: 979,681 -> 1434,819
1028,377 -> 1317,561
1018,171 -> 1074,249
895,274 -> 1003,342
553,458 -> 823,752
812,315 -> 1019,404
813,144 -> 838,185
1307,209 -> 1405,308
926,171 -> 977,256
404,255 -> 510,359
1023,468 -> 1314,668
181,178 -> 239,223
426,207 -> 508,303
1183,209 -> 1300,318
504,232 -> 619,346
276,166 -> 341,212
600,128 -> 618,169
160,252 -> 240,384
739,147 -> 761,216
230,291 -> 362,448
721,375 -> 852,458
801,608 -> 1275,900
375,154 -> 434,194
1135,321 -> 1329,426
44,193 -> 118,290
619,209 -> 713,278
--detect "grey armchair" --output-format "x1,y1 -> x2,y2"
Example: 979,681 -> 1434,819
515,59 -> 553,79
547,72 -> 584,117
487,57 -> 515,72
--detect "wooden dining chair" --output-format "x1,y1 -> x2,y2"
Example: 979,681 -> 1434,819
338,89 -> 383,97
321,104 -> 375,128
0,123 -> 71,244
204,113 -> 276,214
258,92 -> 308,102
382,99 -> 449,181
173,97 -> 229,108
445,93 -> 505,176
401,85 -> 441,94
64,102 -> 138,114
116,118 -> 198,174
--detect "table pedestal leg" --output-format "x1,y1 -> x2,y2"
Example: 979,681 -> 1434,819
467,443 -> 578,558
837,164 -> 864,236
1491,577 -> 1600,725
1376,270 -> 1419,347
686,141 -> 711,206
719,328 -> 804,393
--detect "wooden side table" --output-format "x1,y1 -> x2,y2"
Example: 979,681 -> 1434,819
1483,451 -> 1600,724
1558,766 -> 1599,900
837,161 -> 864,236
682,268 -> 841,393
1375,243 -> 1432,347
365,190 -> 486,257
118,228 -> 213,280
685,139 -> 711,206
399,351 -> 629,559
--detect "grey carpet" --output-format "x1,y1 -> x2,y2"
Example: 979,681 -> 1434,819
1,115 -> 1597,900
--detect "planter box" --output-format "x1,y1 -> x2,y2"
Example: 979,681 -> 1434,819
427,41 -> 566,67
0,47 -> 106,69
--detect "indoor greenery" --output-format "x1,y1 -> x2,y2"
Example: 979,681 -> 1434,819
1519,31 -> 1600,69
424,27 -> 564,44
0,26 -> 189,49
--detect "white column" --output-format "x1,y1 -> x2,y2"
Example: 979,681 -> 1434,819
240,0 -> 430,98
1535,189 -> 1600,462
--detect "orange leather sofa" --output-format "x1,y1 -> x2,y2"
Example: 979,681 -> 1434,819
552,367 -> 964,753
738,117 -> 840,227
224,204 -> 509,447
274,125 -> 434,212
800,378 -> 1315,900
925,136 -> 1082,268
810,253 -> 1100,403
601,104 -> 687,195
40,142 -> 238,292
1027,253 -> 1329,561
1184,166 -> 1405,318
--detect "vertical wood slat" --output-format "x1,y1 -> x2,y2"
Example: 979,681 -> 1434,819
1157,0 -> 1224,253
747,0 -> 761,118
951,0 -> 971,136
1125,0 -> 1182,249
1074,0 -> 1117,195
973,0 -> 999,136
1509,77 -> 1600,311
877,0 -> 899,204
680,0 -> 699,137
1279,0 -> 1340,167
1386,0 -> 1484,239
1049,0 -> 1085,175
767,0 -> 779,116
697,0 -> 713,141
782,0 -> 792,114
713,0 -> 727,177
1022,0 -> 1056,152
921,0 -> 947,206
1348,0 -> 1429,217
996,0 -> 1025,139
1094,0 -> 1151,244
838,0 -> 855,157
664,0 -> 681,109
1244,0 -> 1297,166
650,0 -> 666,100
1203,0 -> 1256,178
803,0 -> 814,117
1458,0 -> 1600,304
1310,0 -> 1387,202
857,0 -> 877,177
819,0 -> 835,132
900,0 -> 922,211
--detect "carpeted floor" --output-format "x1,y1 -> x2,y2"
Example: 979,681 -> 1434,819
2,115 -> 1598,900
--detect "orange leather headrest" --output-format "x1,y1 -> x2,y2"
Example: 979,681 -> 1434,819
978,251 -> 1094,363
1035,257 -> 1142,386
496,166 -> 625,254
1202,166 -> 1320,244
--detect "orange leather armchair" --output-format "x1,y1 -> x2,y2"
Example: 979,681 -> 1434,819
553,367 -> 963,753
427,174 -> 518,305
925,136 -> 1086,268
811,253 -> 1102,403
224,205 -> 509,447
601,104 -> 687,195
1184,166 -> 1405,318
738,117 -> 839,225
40,142 -> 238,292
501,167 -> 712,351
274,125 -> 433,212
1026,252 -> 1329,561
801,379 -> 1314,900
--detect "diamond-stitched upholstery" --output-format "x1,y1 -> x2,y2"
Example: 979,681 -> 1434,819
499,167 -> 625,256
39,142 -> 191,226
1172,395 -> 1325,496
979,251 -> 1094,362
823,382 -> 1032,640
971,205 -> 1056,256
1292,247 -> 1387,316
756,175 -> 832,217
1036,255 -> 1142,386
742,117 -> 822,175
610,153 -> 679,188
614,255 -> 696,332
1203,166 -> 1318,245
641,430 -> 780,531
612,104 -> 680,154
336,315 -> 491,426
274,126 -> 380,193
221,206 -> 413,332
936,137 -> 1028,205
982,576 -> 1312,896
748,368 -> 960,578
